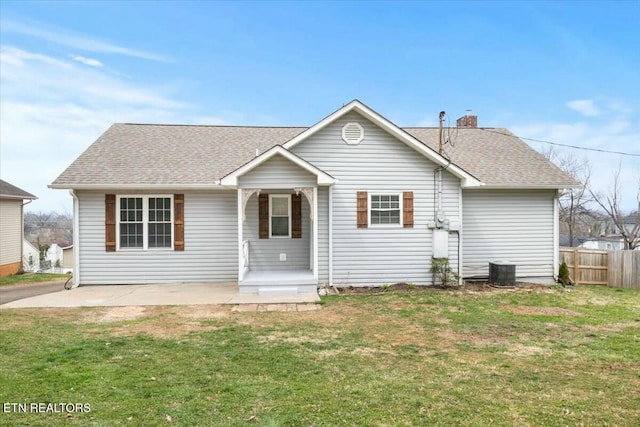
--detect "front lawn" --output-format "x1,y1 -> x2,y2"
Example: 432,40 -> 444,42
0,273 -> 70,287
0,285 -> 638,426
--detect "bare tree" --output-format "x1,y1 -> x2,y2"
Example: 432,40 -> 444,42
543,147 -> 593,246
588,165 -> 640,250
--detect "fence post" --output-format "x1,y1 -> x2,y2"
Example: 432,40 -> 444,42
573,248 -> 579,285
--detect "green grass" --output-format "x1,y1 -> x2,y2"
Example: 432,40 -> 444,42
0,273 -> 70,286
1,285 -> 639,426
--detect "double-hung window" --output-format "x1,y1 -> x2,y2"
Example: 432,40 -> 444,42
270,194 -> 291,238
118,196 -> 173,250
370,194 -> 401,226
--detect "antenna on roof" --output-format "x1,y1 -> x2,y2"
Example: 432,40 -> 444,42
255,149 -> 259,157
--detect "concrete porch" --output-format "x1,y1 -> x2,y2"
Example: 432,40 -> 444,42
1,282 -> 320,308
239,270 -> 318,295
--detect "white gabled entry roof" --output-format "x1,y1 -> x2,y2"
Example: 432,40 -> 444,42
283,99 -> 482,188
220,145 -> 335,187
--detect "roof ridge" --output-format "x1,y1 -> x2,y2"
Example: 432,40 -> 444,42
116,123 -> 309,129
402,126 -> 506,130
115,123 -> 508,130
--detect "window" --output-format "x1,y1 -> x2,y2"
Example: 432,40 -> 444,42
270,194 -> 291,237
370,194 -> 401,226
117,196 -> 173,249
120,197 -> 143,248
148,197 -> 172,248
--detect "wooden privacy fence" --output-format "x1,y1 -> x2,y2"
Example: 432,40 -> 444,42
559,247 -> 640,289
608,250 -> 640,290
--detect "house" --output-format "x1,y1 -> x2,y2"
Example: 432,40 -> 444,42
50,100 -> 578,292
0,180 -> 37,276
618,212 -> 639,249
578,236 -> 626,251
22,239 -> 40,273
62,245 -> 74,274
44,243 -> 64,272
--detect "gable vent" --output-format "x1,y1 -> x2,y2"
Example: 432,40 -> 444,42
342,122 -> 364,145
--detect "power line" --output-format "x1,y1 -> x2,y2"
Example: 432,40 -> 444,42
479,128 -> 640,157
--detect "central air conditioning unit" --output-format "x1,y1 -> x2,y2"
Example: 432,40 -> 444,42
489,262 -> 516,286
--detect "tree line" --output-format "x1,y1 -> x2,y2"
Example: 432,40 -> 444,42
544,148 -> 639,250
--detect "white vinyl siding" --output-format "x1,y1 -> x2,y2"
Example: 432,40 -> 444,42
238,154 -> 316,189
462,189 -> 555,280
292,111 -> 461,286
0,199 -> 23,267
243,192 -> 311,271
76,190 -> 237,285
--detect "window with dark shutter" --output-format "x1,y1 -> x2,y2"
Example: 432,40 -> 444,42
105,194 -> 116,252
357,191 -> 368,228
403,191 -> 414,228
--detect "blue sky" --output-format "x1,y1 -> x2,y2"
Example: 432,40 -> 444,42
1,0 -> 639,213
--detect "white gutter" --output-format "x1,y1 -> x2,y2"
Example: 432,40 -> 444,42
69,190 -> 80,288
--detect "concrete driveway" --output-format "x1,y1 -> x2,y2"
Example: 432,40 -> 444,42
0,282 -> 320,308
0,280 -> 67,305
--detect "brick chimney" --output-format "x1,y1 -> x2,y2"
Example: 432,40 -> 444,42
456,114 -> 477,127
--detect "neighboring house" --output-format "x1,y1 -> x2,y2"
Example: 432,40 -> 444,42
578,236 -> 626,251
45,243 -> 64,272
0,180 -> 37,276
62,245 -> 73,274
618,212 -> 639,249
50,100 -> 578,292
22,239 -> 40,273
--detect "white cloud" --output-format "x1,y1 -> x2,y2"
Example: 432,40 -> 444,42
566,99 -> 600,117
511,103 -> 640,212
1,19 -> 171,62
70,55 -> 103,67
0,45 -> 193,213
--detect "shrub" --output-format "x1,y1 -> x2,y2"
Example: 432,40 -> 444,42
430,258 -> 460,288
558,262 -> 572,286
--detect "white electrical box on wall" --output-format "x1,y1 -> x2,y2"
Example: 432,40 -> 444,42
432,229 -> 449,258
279,253 -> 287,261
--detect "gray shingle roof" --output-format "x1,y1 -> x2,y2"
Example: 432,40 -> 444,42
52,124 -> 305,187
0,179 -> 37,199
404,127 -> 578,187
51,123 -> 578,189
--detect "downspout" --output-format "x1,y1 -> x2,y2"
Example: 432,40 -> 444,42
70,190 -> 80,288
458,185 -> 463,286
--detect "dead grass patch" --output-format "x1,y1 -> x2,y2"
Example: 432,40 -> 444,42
171,305 -> 231,320
257,330 -> 335,345
109,321 -> 220,338
81,306 -> 148,323
437,327 -> 508,350
506,343 -> 552,357
502,305 -> 584,317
